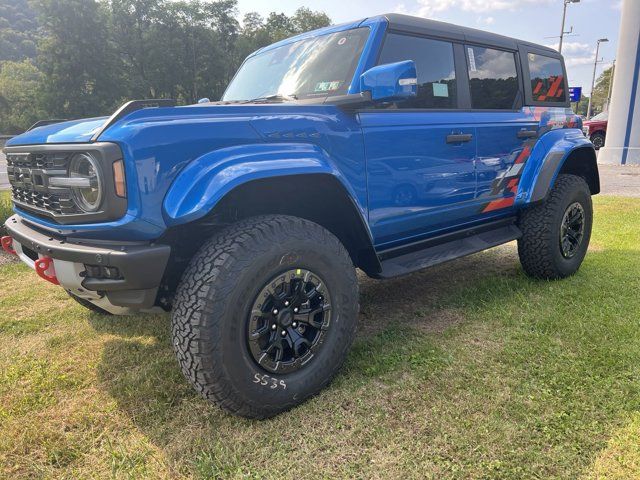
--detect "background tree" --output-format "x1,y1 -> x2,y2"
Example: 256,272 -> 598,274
35,0 -> 120,119
0,0 -> 39,61
0,60 -> 47,133
0,0 -> 332,131
589,66 -> 614,116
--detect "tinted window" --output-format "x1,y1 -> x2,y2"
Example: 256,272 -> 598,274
378,33 -> 457,109
528,53 -> 567,103
467,46 -> 519,109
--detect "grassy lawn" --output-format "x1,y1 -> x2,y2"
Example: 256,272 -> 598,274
0,190 -> 11,234
1,196 -> 639,479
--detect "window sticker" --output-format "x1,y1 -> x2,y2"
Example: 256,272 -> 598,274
315,81 -> 342,92
468,47 -> 477,72
432,83 -> 449,98
338,37 -> 347,46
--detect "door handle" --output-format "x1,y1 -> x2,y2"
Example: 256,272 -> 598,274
446,133 -> 473,143
517,129 -> 538,139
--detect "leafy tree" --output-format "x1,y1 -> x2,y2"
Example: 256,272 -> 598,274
0,60 -> 46,133
35,0 -> 120,118
0,0 -> 332,129
291,7 -> 331,34
237,7 -> 331,62
590,66 -> 614,115
0,0 -> 39,61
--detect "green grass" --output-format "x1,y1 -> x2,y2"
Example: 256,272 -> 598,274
0,196 -> 639,479
0,191 -> 11,234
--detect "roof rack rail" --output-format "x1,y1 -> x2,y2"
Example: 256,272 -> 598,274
90,99 -> 177,142
26,119 -> 68,132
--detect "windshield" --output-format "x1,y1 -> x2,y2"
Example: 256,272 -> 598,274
222,27 -> 370,101
590,111 -> 608,122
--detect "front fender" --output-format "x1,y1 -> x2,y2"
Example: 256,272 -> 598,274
163,143 -> 359,226
517,128 -> 595,205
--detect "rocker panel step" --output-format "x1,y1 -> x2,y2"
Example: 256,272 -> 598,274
378,224 -> 522,278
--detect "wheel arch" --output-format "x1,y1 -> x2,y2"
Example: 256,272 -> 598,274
161,173 -> 381,282
209,174 -> 380,275
527,145 -> 600,204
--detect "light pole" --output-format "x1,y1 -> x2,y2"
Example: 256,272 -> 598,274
587,38 -> 609,119
559,0 -> 580,54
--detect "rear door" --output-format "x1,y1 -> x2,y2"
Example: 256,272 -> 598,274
464,45 -> 539,214
360,33 -> 478,247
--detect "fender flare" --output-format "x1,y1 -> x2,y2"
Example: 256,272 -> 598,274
517,130 -> 597,205
163,142 -> 367,227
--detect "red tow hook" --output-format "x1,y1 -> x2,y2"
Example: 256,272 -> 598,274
35,257 -> 60,285
1,236 -> 16,256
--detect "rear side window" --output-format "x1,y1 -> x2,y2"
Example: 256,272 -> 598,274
378,33 -> 457,109
528,53 -> 566,103
466,46 -> 519,109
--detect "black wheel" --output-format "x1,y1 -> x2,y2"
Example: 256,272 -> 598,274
518,174 -> 593,280
171,215 -> 359,419
590,132 -> 606,150
67,292 -> 113,315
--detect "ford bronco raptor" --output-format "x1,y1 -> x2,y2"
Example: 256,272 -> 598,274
2,14 -> 598,418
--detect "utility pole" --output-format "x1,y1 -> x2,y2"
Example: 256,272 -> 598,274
559,0 -> 580,53
587,38 -> 609,119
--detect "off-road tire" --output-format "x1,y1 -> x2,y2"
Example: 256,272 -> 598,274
171,215 -> 359,419
67,292 -> 113,315
518,174 -> 592,280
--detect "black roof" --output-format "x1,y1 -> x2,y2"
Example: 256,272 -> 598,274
381,13 -> 559,56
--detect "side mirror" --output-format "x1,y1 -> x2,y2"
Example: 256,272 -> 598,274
360,60 -> 418,102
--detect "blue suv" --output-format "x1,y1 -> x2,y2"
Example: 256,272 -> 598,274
2,14 -> 598,418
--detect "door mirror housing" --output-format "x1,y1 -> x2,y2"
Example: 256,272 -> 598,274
360,60 -> 418,102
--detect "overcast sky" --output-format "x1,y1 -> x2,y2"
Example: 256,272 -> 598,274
237,0 -> 622,96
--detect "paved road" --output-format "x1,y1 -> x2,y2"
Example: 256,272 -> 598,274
0,148 -> 638,196
598,163 -> 640,197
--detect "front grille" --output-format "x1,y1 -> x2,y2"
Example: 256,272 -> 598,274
4,142 -> 127,225
6,151 -> 82,216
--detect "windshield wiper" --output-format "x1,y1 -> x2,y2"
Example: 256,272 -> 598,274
242,93 -> 298,104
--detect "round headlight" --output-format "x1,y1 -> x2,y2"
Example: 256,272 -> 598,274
69,153 -> 103,212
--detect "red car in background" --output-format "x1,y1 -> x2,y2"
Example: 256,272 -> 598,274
583,111 -> 608,149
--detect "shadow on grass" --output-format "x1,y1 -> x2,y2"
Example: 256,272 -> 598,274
92,246 -> 523,423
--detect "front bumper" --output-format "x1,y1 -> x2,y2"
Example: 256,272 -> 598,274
4,214 -> 170,314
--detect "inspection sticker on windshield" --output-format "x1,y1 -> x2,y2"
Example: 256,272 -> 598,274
315,81 -> 342,92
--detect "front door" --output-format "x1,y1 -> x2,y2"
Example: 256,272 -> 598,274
361,112 -> 477,247
361,33 -> 478,247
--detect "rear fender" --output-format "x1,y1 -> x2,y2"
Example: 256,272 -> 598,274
163,143 -> 365,226
517,129 -> 597,205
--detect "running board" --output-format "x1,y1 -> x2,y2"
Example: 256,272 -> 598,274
378,224 -> 521,278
